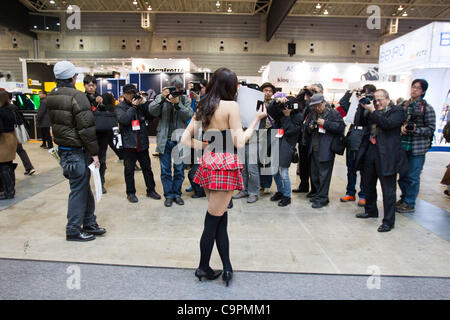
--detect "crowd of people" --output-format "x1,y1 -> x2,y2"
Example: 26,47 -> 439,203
0,60 -> 445,285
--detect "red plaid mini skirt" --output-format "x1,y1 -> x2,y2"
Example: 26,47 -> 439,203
193,151 -> 244,191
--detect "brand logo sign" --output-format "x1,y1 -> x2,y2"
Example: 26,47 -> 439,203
441,32 -> 450,46
379,43 -> 406,63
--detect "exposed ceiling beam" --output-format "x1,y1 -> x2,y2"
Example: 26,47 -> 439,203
266,0 -> 297,41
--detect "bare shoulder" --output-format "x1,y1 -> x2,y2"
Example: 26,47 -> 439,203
218,100 -> 239,113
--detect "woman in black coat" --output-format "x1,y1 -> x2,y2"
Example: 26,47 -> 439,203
36,91 -> 53,149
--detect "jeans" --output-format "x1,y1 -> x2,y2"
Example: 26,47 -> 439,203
346,149 -> 365,198
274,167 -> 291,198
123,149 -> 156,195
58,148 -> 97,236
160,140 -> 185,199
242,143 -> 260,196
398,151 -> 426,208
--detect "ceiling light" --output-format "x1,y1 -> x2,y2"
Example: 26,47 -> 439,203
147,6 -> 152,11
228,8 -> 232,13
316,3 -> 321,9
216,1 -> 220,7
133,0 -> 138,5
49,0 -> 55,4
323,9 -> 329,15
402,12 -> 408,16
398,6 -> 403,11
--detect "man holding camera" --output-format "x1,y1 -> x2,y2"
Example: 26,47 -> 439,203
149,77 -> 193,207
84,75 -> 103,111
397,79 -> 436,214
267,95 -> 304,207
293,84 -> 322,195
304,94 -> 346,209
355,89 -> 406,232
116,84 -> 161,203
338,84 -> 377,207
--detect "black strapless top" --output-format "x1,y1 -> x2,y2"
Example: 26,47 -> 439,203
201,129 -> 237,154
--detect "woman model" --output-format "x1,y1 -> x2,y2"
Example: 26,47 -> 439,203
181,68 -> 267,286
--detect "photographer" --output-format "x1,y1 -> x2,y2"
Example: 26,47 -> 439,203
83,75 -> 102,111
293,84 -> 322,195
339,84 -> 376,207
149,77 -> 193,207
304,94 -> 345,209
267,95 -> 304,207
355,89 -> 406,232
258,82 -> 277,194
397,79 -> 436,214
116,84 -> 161,203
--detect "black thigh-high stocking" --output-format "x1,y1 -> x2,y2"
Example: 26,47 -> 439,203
199,212 -> 222,273
216,212 -> 232,272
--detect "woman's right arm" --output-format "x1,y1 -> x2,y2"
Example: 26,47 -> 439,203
229,101 -> 266,149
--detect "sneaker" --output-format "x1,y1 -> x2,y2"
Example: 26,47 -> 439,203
24,169 -> 36,176
127,194 -> 138,203
395,199 -> 404,207
270,192 -> 284,202
278,197 -> 291,207
232,191 -> 249,199
396,204 -> 415,213
340,195 -> 356,202
247,195 -> 258,204
358,198 -> 366,207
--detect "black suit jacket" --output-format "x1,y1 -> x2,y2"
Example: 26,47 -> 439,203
355,106 -> 406,176
305,108 -> 346,162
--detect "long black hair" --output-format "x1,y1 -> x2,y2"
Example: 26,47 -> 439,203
194,68 -> 238,128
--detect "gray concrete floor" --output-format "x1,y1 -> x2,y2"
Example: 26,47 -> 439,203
0,140 -> 449,291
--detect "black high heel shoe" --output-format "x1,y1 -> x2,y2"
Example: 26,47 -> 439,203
222,271 -> 233,287
195,268 -> 222,281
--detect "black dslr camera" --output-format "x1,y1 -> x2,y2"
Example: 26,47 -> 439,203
309,120 -> 318,130
167,86 -> 187,98
356,90 -> 375,105
283,96 -> 301,111
133,92 -> 142,100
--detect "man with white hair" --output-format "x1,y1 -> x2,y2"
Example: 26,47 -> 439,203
149,76 -> 193,207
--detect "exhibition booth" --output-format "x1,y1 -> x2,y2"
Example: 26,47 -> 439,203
379,21 -> 450,151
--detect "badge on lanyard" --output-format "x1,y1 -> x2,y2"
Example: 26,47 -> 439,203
318,125 -> 326,134
370,135 -> 376,145
132,120 -> 141,131
275,129 -> 284,138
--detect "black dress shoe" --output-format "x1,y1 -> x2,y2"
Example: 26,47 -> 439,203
356,213 -> 379,219
312,200 -> 329,209
378,224 -> 394,232
165,198 -> 173,207
192,193 -> 205,199
307,192 -> 317,198
147,190 -> 162,200
227,199 -> 233,209
127,194 -> 138,203
309,197 -> 317,203
0,193 -> 14,200
195,268 -> 222,281
66,232 -> 96,242
270,192 -> 283,202
222,270 -> 233,287
175,197 -> 184,206
82,224 -> 106,236
102,186 -> 107,194
278,197 -> 291,207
